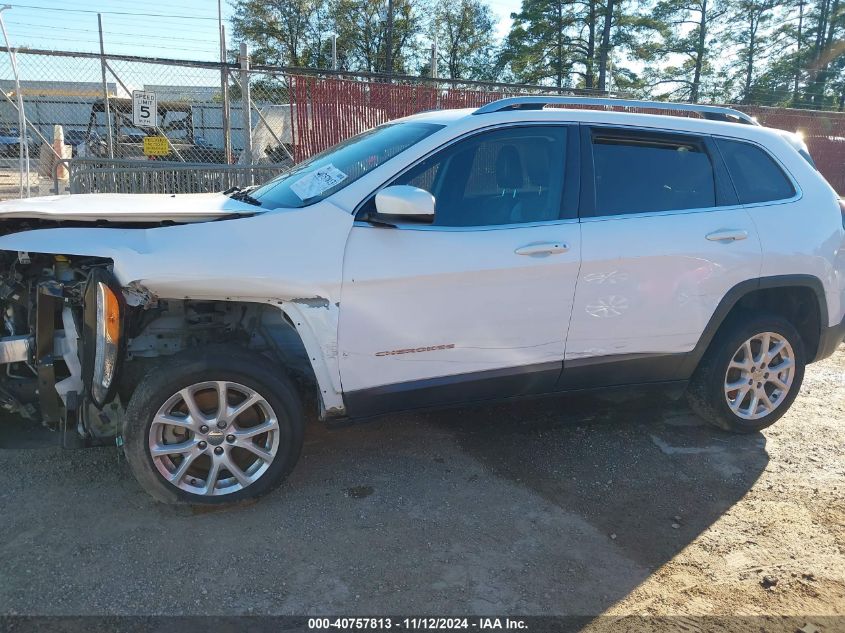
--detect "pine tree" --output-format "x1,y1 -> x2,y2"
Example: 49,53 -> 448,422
232,0 -> 331,67
430,0 -> 497,79
641,0 -> 728,103
498,0 -> 576,87
331,0 -> 424,74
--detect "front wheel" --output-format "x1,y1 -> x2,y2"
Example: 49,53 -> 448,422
687,314 -> 806,433
122,347 -> 304,505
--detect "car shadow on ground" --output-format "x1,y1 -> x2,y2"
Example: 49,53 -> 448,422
437,388 -> 769,570
0,386 -> 769,617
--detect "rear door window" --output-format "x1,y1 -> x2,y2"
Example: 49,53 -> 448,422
716,138 -> 796,204
591,130 -> 716,215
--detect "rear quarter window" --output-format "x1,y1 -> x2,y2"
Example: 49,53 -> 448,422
716,138 -> 796,204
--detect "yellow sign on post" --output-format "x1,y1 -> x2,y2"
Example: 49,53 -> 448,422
143,136 -> 170,156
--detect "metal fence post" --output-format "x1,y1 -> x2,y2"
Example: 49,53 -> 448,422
220,23 -> 232,164
385,0 -> 394,77
0,6 -> 30,198
7,45 -> 845,198
239,43 -> 253,169
97,13 -> 114,159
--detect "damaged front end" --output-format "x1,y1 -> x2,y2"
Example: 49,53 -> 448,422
0,251 -> 126,445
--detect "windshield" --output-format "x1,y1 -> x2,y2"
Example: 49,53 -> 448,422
250,122 -> 444,209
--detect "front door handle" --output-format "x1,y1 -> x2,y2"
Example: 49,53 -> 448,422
706,229 -> 748,242
515,242 -> 569,256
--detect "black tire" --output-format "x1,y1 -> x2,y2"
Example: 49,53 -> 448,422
122,345 -> 304,505
686,313 -> 806,433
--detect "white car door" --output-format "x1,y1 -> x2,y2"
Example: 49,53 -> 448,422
562,125 -> 762,387
338,124 -> 582,415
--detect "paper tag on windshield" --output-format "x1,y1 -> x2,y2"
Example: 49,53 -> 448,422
289,164 -> 348,200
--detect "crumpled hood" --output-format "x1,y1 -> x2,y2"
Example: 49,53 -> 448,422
0,192 -> 260,223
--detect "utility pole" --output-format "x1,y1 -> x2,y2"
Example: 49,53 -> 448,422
331,33 -> 337,70
97,13 -> 114,160
0,4 -> 29,197
597,0 -> 615,92
239,43 -> 253,169
430,35 -> 437,79
218,0 -> 232,164
794,0 -> 805,105
385,0 -> 394,77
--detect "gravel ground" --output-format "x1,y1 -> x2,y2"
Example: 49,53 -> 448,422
0,348 -> 843,626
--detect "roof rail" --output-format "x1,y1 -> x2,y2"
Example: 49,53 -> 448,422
472,96 -> 759,125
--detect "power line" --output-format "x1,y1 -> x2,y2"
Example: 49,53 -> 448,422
8,33 -> 217,55
7,20 -> 218,43
6,3 -> 219,21
7,12 -> 216,26
3,10 -> 225,33
17,18 -> 222,37
6,17 -> 223,42
81,0 -> 221,8
85,0 -> 218,6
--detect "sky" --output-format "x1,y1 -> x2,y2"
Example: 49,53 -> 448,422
2,0 -> 235,61
0,0 -> 518,61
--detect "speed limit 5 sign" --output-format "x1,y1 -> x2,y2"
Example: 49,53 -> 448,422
132,90 -> 157,128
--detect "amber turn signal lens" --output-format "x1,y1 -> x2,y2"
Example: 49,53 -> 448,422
102,284 -> 120,344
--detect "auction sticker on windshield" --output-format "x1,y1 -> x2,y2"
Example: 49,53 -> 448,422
290,164 -> 348,200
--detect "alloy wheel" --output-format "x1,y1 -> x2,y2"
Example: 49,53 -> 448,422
148,381 -> 280,496
724,332 -> 795,421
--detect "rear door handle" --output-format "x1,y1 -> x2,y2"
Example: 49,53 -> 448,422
706,229 -> 748,242
515,242 -> 569,256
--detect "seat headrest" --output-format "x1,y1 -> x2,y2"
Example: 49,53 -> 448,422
495,145 -> 523,189
525,145 -> 550,188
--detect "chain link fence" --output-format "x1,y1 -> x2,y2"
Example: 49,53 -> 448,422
1,47 -> 845,197
0,47 -> 617,198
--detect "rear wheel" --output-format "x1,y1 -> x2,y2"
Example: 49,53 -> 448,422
687,314 -> 806,433
122,347 -> 304,504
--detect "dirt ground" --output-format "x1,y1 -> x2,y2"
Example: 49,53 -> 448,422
0,348 -> 843,628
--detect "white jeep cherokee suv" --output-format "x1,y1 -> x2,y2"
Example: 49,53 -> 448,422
0,96 -> 842,505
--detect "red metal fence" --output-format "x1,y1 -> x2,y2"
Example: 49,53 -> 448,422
288,75 -> 845,193
288,75 -> 534,163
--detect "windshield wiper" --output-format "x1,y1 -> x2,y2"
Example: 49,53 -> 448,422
224,186 -> 263,207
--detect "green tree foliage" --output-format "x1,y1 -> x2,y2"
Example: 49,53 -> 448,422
498,0 -> 642,90
231,0 -> 330,67
802,0 -> 845,106
331,0 -> 424,73
637,0 -> 728,103
497,0 -> 577,88
430,0 -> 497,79
720,0 -> 781,102
230,0 -> 845,108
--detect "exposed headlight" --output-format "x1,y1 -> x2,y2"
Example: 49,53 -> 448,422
81,270 -> 124,409
92,281 -> 121,404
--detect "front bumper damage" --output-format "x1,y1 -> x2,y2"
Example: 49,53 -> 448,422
0,335 -> 30,364
0,280 -> 87,445
0,260 -> 122,447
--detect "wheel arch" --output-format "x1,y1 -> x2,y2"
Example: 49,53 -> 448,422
119,295 -> 346,420
682,275 -> 826,377
274,300 -> 345,418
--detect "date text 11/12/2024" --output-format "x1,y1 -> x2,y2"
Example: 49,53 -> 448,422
307,617 -> 529,630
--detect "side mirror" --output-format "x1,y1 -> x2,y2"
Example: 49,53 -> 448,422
374,185 -> 435,222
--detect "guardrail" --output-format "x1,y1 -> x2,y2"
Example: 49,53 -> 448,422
54,158 -> 292,195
